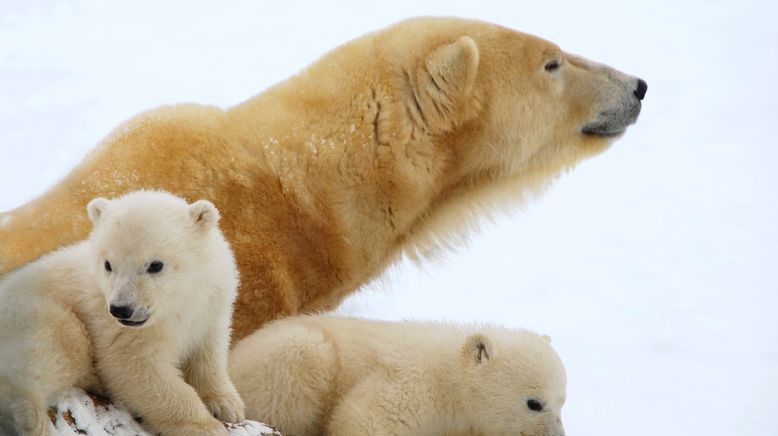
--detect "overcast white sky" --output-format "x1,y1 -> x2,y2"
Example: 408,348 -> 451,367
1,1 -> 777,435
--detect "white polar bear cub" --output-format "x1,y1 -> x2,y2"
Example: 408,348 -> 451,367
229,315 -> 567,436
0,191 -> 244,436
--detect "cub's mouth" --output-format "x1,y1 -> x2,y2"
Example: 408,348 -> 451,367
118,318 -> 148,327
109,304 -> 151,328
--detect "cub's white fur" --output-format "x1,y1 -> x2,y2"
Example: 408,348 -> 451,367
229,315 -> 566,436
0,191 -> 244,436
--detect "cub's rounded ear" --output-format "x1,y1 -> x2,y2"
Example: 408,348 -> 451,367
86,198 -> 109,225
542,334 -> 552,344
189,200 -> 220,230
462,333 -> 494,364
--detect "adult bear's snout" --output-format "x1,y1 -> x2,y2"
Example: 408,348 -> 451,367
634,78 -> 648,101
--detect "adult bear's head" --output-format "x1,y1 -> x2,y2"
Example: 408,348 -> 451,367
358,17 -> 645,254
373,17 -> 644,178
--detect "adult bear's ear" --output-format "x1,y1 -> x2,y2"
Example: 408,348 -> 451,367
189,200 -> 220,230
87,198 -> 109,225
462,333 -> 494,364
409,36 -> 481,133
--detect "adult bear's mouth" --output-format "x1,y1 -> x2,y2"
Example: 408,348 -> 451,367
581,124 -> 626,138
582,76 -> 646,139
582,102 -> 642,138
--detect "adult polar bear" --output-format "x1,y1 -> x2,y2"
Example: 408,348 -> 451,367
0,17 -> 645,341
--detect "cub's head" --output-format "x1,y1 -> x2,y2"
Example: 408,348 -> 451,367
459,329 -> 567,436
86,190 -> 227,328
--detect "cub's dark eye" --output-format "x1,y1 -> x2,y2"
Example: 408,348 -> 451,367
147,261 -> 164,274
527,399 -> 544,412
544,60 -> 560,72
104,260 -> 112,272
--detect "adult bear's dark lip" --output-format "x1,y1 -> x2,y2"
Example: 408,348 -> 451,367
582,101 -> 642,138
581,126 -> 625,138
118,318 -> 147,327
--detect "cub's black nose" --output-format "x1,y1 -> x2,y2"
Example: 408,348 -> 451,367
634,78 -> 648,101
109,304 -> 133,320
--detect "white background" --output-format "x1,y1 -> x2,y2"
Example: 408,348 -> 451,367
1,1 -> 776,435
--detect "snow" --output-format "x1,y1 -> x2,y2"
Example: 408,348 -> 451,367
51,388 -> 148,435
49,388 -> 279,436
1,1 -> 776,435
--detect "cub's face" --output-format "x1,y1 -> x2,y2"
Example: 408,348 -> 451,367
86,191 -> 219,328
461,333 -> 567,436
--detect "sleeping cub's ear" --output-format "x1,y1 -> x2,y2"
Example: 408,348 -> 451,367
189,200 -> 220,230
87,198 -> 109,225
462,333 -> 494,364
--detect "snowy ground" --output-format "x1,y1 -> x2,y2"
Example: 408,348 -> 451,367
1,1 -> 776,435
48,388 -> 278,436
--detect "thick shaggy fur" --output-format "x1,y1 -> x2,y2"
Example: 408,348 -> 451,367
0,17 -> 644,341
0,191 -> 244,436
229,315 -> 567,436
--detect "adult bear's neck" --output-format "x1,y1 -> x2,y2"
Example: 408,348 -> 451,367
224,88 -> 464,313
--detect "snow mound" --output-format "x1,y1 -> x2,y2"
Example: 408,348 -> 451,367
48,388 -> 281,436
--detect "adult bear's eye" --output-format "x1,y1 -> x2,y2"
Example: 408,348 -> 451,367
104,260 -> 112,272
147,261 -> 164,274
544,60 -> 560,72
527,398 -> 544,412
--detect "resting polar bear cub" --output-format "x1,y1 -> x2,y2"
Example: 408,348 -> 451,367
0,191 -> 244,436
229,315 -> 566,436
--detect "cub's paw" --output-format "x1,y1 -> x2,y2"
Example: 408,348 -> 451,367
205,392 -> 246,424
20,415 -> 52,436
16,404 -> 52,436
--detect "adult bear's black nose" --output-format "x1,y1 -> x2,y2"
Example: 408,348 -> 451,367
634,78 -> 648,101
110,304 -> 133,320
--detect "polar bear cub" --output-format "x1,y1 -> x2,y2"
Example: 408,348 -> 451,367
0,191 -> 244,436
229,315 -> 567,436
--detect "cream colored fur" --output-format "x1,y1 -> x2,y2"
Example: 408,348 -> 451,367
229,315 -> 567,436
0,17 -> 644,342
0,191 -> 244,436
